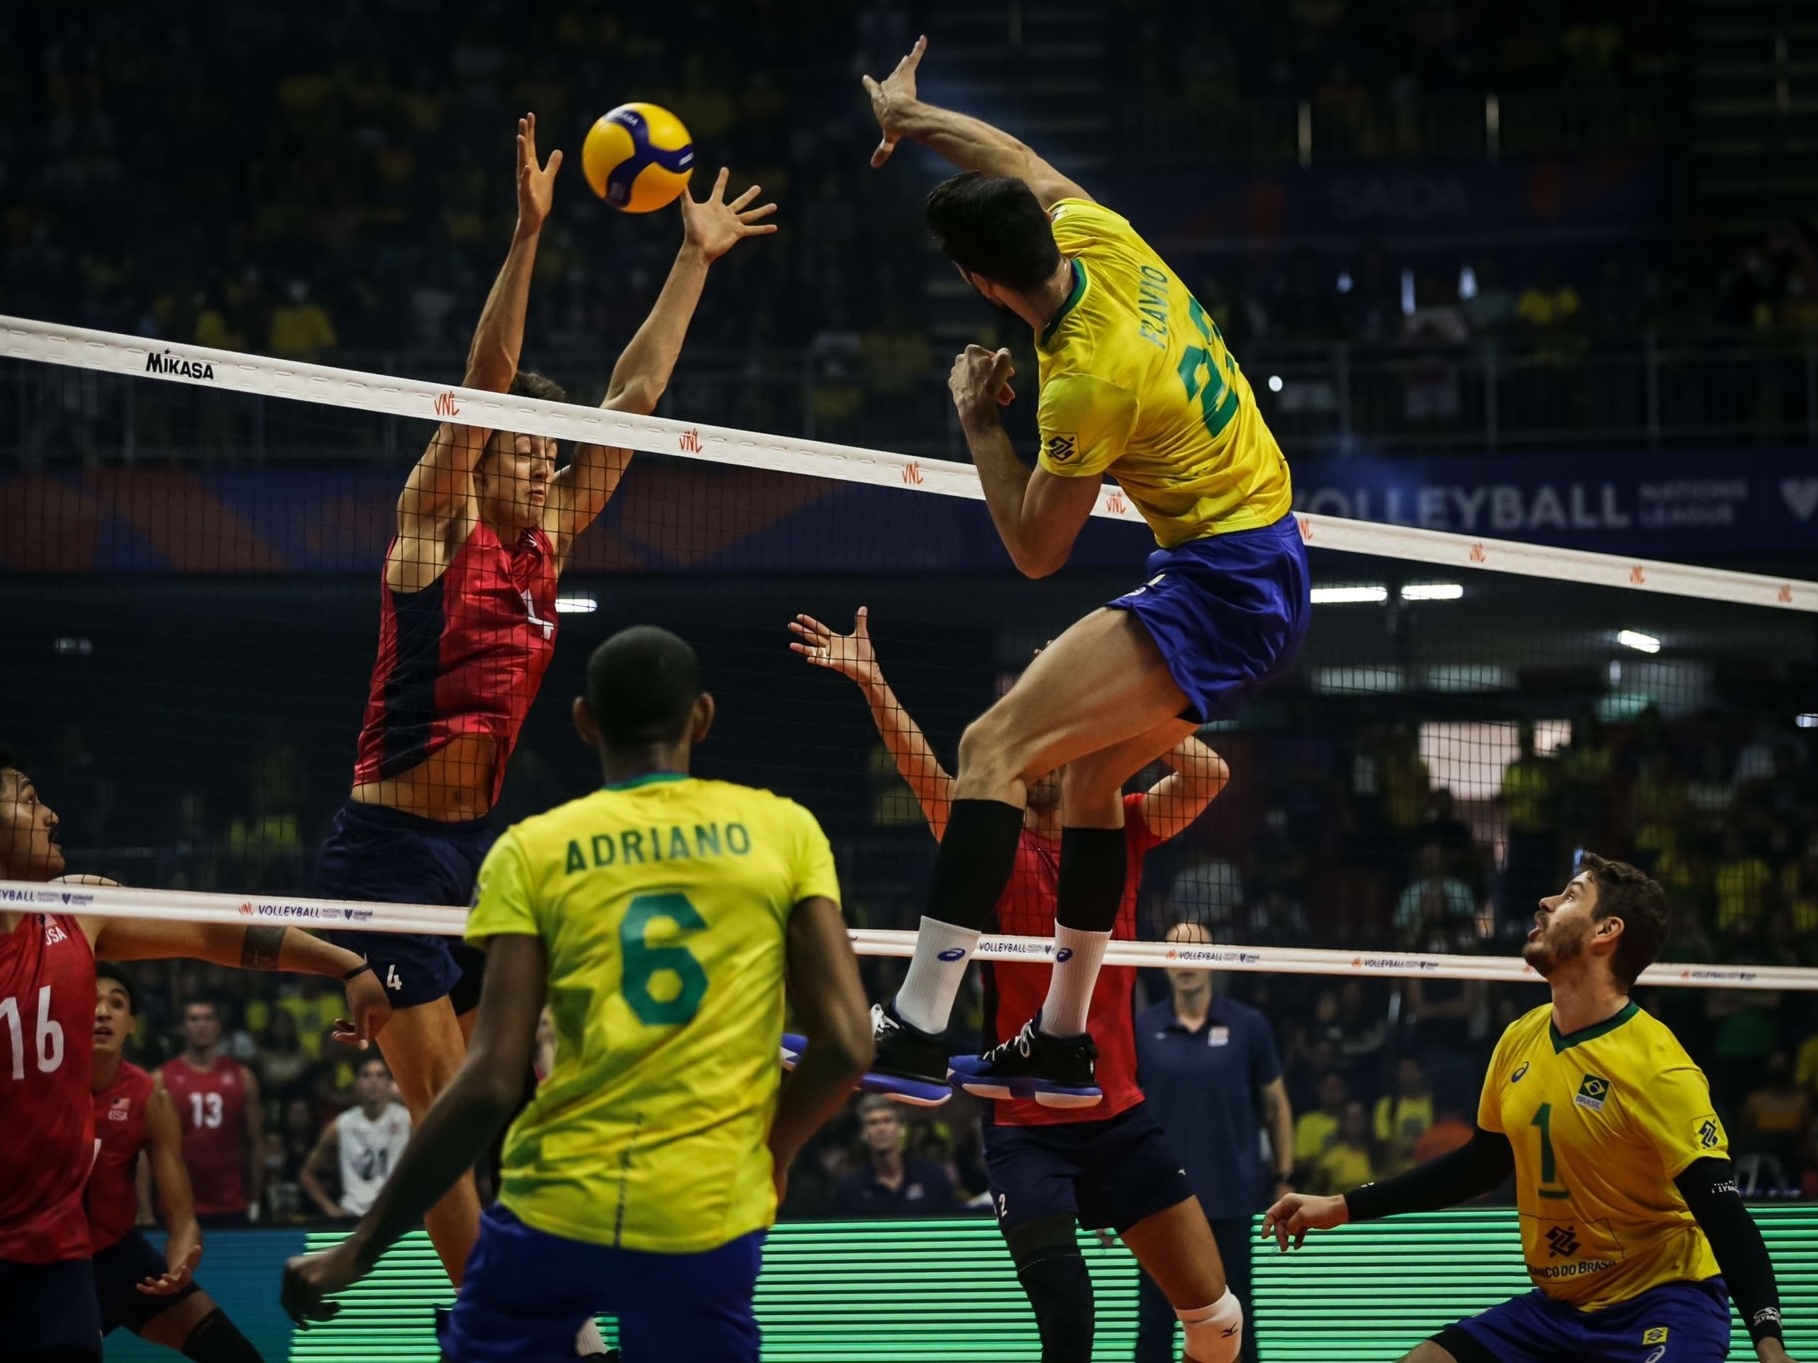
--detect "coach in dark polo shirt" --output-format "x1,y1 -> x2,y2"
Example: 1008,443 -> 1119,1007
834,1095 -> 961,1217
1134,922 -> 1294,1363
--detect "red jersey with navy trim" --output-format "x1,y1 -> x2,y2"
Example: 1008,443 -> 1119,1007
159,1056 -> 249,1217
88,1061 -> 155,1252
0,913 -> 96,1263
353,523 -> 559,805
987,793 -> 1159,1128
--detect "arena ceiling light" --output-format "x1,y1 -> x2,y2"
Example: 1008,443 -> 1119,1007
554,594 -> 599,615
1798,713 -> 1818,729
1400,582 -> 1465,601
1310,584 -> 1389,605
1617,629 -> 1661,654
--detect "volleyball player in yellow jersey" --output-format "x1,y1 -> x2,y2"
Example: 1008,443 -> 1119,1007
281,627 -> 874,1363
1265,854 -> 1795,1363
858,37 -> 1307,1118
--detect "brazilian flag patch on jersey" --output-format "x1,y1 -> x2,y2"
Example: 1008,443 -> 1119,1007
1643,1326 -> 1669,1344
1575,1074 -> 1610,1112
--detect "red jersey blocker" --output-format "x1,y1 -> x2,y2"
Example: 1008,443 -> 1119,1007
0,912 -> 105,1357
88,1062 -> 156,1253
980,796 -> 1195,1236
159,1053 -> 254,1220
317,523 -> 557,1011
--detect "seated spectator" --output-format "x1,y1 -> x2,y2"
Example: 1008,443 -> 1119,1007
1309,1100 -> 1375,1195
1713,826 -> 1772,947
1394,844 -> 1477,945
1293,1069 -> 1348,1178
1780,831 -> 1818,958
1737,1052 -> 1811,1182
298,1056 -> 412,1220
267,279 -> 337,360
834,1096 -> 960,1217
1168,851 -> 1246,931
1373,1056 -> 1436,1177
1413,1105 -> 1474,1164
253,1007 -> 311,1103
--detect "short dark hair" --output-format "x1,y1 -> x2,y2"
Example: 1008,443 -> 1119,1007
1581,852 -> 1668,989
96,966 -> 138,1017
925,172 -> 1062,291
183,998 -> 220,1021
585,627 -> 701,749
356,1055 -> 390,1078
509,370 -> 568,403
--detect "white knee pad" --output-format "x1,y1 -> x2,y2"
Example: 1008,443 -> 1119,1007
1178,1289 -> 1244,1363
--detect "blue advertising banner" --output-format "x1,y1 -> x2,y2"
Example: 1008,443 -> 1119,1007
1289,448 -> 1818,558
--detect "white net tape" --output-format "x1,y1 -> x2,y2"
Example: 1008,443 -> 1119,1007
5,314 -> 1816,611
9,882 -> 1809,989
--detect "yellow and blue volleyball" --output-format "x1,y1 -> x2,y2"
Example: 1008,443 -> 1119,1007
581,103 -> 695,213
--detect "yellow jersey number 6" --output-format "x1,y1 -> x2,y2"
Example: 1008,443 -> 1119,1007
620,892 -> 708,1026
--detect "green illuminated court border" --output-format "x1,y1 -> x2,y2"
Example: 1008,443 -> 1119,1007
282,1208 -> 1818,1361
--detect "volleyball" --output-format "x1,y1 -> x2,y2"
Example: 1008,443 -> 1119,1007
581,103 -> 695,213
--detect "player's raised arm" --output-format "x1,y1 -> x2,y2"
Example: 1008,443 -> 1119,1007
950,345 -> 1102,577
545,168 -> 777,565
789,608 -> 955,838
398,114 -> 558,539
282,931 -> 549,1323
1140,734 -> 1232,841
862,36 -> 1092,209
79,917 -> 390,1046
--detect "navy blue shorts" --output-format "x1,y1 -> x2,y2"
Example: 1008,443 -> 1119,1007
1443,1278 -> 1732,1363
985,1102 -> 1194,1234
316,800 -> 493,1011
0,1256 -> 101,1360
1108,514 -> 1310,723
92,1230 -> 199,1335
439,1204 -> 764,1363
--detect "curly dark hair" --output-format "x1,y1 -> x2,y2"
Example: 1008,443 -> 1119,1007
1580,852 -> 1668,989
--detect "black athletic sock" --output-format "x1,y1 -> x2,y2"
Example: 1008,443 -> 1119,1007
924,798 -> 1026,930
181,1307 -> 263,1363
1055,826 -> 1127,933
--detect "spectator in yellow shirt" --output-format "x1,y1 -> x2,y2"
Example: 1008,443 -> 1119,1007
268,279 -> 338,360
1310,1100 -> 1375,1195
1373,1056 -> 1436,1177
1292,1070 -> 1348,1177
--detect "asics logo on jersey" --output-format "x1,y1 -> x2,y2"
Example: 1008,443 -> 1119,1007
1046,434 -> 1077,464
1510,1061 -> 1530,1083
936,947 -> 968,962
1644,1350 -> 1665,1363
1545,1225 -> 1580,1258
1574,1074 -> 1609,1112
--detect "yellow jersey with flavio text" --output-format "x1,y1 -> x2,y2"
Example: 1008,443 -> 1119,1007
1478,1001 -> 1726,1311
1036,198 -> 1292,548
466,772 -> 840,1253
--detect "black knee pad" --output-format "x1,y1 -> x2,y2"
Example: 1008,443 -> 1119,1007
1007,1215 -> 1094,1363
181,1308 -> 263,1363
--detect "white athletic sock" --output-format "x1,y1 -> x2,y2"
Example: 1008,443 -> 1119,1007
575,1317 -> 607,1357
1038,926 -> 1111,1037
893,916 -> 980,1034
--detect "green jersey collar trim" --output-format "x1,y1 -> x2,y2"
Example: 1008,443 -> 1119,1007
1039,259 -> 1087,348
602,772 -> 690,792
1549,1000 -> 1638,1053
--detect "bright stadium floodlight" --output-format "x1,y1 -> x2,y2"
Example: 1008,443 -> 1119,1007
554,595 -> 599,615
1400,582 -> 1465,601
1268,374 -> 1284,392
1311,585 -> 1390,605
1617,629 -> 1661,654
1797,713 -> 1818,730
